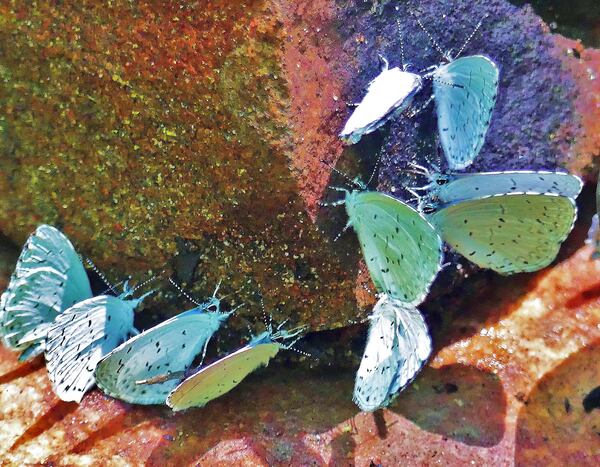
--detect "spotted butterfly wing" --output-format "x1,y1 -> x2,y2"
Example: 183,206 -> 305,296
433,55 -> 499,169
45,295 -> 140,402
353,295 -> 431,412
430,193 -> 576,274
340,66 -> 422,144
166,332 -> 279,411
345,190 -> 442,304
428,171 -> 582,208
95,303 -> 230,405
1,225 -> 92,359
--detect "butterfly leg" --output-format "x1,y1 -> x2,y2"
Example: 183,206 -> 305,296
405,95 -> 434,119
377,54 -> 389,71
333,220 -> 352,242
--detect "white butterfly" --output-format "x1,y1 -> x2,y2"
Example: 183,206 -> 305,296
353,294 -> 431,412
45,284 -> 153,402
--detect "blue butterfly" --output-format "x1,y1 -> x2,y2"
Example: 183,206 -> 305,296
95,283 -> 232,405
0,225 -> 92,361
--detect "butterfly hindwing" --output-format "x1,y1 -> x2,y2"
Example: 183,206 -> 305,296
340,67 -> 422,144
1,225 -> 92,357
45,295 -> 137,402
95,304 -> 230,405
167,341 -> 280,411
430,193 -> 577,274
433,55 -> 499,170
345,191 -> 442,304
353,295 -> 431,412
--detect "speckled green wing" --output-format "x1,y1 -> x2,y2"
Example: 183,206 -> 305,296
166,343 -> 280,411
430,193 -> 576,274
345,191 -> 442,304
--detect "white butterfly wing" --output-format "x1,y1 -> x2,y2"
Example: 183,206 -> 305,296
45,295 -> 136,402
340,67 -> 422,144
353,296 -> 431,412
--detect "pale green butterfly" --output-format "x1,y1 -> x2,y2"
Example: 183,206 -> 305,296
427,192 -> 577,274
160,322 -> 304,411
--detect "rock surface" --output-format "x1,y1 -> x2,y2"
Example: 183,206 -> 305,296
0,239 -> 598,465
1,1 -> 599,331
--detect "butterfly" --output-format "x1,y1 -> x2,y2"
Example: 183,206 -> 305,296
339,56 -> 422,145
338,185 -> 443,304
340,17 -> 498,170
353,294 -> 431,412
95,286 -> 231,405
0,225 -> 93,361
413,167 -> 583,209
164,323 -> 304,411
44,283 -> 154,402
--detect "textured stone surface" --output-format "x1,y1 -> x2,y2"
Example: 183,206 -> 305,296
1,0 -> 600,331
1,240 -> 599,465
1,1 -> 600,463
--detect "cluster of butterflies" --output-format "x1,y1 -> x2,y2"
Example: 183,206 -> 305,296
0,225 -> 303,409
333,16 -> 583,412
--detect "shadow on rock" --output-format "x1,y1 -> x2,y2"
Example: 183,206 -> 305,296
391,363 -> 507,447
515,340 -> 600,466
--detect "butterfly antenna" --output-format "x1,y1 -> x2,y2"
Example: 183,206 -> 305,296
455,14 -> 488,59
168,277 -> 202,306
287,346 -> 313,359
396,18 -> 407,71
212,279 -> 222,298
333,221 -> 352,242
366,148 -> 384,187
84,257 -> 117,295
131,270 -> 165,294
411,12 -> 447,60
320,160 -> 364,190
227,303 -> 244,317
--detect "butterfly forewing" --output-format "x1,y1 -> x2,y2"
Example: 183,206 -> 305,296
167,343 -> 280,411
45,295 -> 136,402
346,191 -> 442,304
433,55 -> 499,170
353,296 -> 431,412
340,67 -> 422,144
95,308 -> 229,405
430,193 -> 577,274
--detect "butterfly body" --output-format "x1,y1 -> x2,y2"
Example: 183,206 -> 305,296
340,64 -> 422,144
0,225 -> 92,360
95,300 -> 230,405
353,295 -> 431,412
